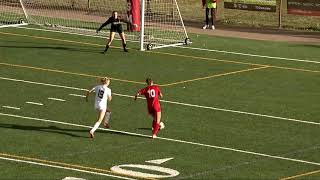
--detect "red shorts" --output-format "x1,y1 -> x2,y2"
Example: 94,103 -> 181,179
148,104 -> 161,115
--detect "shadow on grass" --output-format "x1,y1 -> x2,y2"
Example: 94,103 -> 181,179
0,45 -> 101,54
0,39 -> 136,52
292,44 -> 320,49
0,123 -> 89,138
0,122 -> 151,139
136,127 -> 151,131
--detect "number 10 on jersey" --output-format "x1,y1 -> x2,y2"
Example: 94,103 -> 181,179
147,89 -> 155,98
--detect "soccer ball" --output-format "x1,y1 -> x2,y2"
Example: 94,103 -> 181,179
160,122 -> 165,130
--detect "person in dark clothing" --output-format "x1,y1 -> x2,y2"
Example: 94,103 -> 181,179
202,0 -> 216,30
97,11 -> 128,53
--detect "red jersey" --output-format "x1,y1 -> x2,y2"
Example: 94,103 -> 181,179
138,85 -> 162,113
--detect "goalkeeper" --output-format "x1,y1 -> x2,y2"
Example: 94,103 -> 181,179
97,11 -> 128,53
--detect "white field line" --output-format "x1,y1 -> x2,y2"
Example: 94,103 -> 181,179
69,94 -> 86,98
26,102 -> 44,106
177,46 -> 320,64
113,93 -> 320,126
1,76 -> 319,126
16,26 -> 319,64
48,97 -> 66,102
2,106 -> 20,110
0,112 -> 319,167
0,156 -> 136,180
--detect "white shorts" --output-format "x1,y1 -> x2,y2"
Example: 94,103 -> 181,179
95,104 -> 107,112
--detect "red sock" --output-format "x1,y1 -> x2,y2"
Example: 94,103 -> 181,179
152,120 -> 156,131
153,123 -> 160,135
152,113 -> 160,135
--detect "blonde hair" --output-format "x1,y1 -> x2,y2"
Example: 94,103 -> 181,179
100,77 -> 110,84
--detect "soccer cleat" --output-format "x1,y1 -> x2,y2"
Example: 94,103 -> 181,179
159,122 -> 165,130
202,25 -> 208,29
123,43 -> 128,52
211,25 -> 215,30
152,134 -> 157,139
89,132 -> 94,138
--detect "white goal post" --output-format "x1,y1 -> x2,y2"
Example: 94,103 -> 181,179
0,0 -> 190,51
0,0 -> 28,28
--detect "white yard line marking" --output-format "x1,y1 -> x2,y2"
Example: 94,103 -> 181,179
2,106 -> 20,110
0,156 -> 136,180
48,97 -> 66,102
0,77 -> 87,91
17,26 -> 319,64
69,94 -> 86,98
145,158 -> 174,165
0,76 -> 319,126
0,112 -> 319,167
177,46 -> 320,64
114,93 -> 320,126
26,102 -> 43,106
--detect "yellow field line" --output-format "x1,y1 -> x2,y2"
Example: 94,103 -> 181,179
271,66 -> 320,74
147,51 -> 262,66
1,31 -> 319,80
148,51 -> 320,74
0,62 -> 271,87
0,31 -> 105,48
279,169 -> 320,180
161,66 -> 270,87
0,152 -> 156,180
0,62 -> 145,85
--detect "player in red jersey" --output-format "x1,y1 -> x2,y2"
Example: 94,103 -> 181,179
134,78 -> 163,138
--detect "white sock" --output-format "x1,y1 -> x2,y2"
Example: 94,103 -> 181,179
90,121 -> 101,134
104,112 -> 111,124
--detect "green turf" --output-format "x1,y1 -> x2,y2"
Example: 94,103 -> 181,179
0,26 -> 319,180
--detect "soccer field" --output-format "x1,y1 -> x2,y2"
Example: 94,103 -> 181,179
0,26 -> 319,180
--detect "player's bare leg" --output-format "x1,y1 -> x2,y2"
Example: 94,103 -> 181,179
103,32 -> 115,54
120,32 -> 128,52
89,110 -> 106,138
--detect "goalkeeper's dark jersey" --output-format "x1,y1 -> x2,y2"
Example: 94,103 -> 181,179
97,17 -> 123,33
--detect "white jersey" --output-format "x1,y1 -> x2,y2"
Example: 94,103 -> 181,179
91,85 -> 111,111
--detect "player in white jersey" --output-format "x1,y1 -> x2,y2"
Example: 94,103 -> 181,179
86,77 -> 112,138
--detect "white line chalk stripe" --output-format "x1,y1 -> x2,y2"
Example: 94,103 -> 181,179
2,106 -> 20,110
48,97 -> 66,102
0,156 -> 136,180
177,46 -> 320,64
69,94 -> 86,98
113,93 -> 320,126
17,26 -> 319,65
0,76 -> 319,126
0,112 -> 319,167
26,102 -> 43,106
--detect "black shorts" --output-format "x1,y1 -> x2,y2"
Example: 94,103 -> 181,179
110,25 -> 123,34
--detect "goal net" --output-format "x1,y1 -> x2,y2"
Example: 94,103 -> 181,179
0,0 -> 190,50
0,0 -> 28,27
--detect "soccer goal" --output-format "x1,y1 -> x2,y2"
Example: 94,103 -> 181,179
0,0 -> 190,51
0,0 -> 28,28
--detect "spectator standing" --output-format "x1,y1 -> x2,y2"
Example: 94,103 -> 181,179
202,0 -> 216,30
